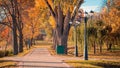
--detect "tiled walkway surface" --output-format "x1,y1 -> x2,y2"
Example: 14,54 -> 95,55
7,48 -> 71,68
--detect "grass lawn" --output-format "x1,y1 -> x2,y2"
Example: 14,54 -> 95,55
0,47 -> 34,68
0,59 -> 16,68
65,60 -> 120,68
0,41 -> 52,68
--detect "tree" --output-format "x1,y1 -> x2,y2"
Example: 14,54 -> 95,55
17,0 -> 36,51
0,0 -> 19,55
88,27 -> 97,54
44,0 -> 84,54
0,26 -> 10,56
0,0 -> 30,54
101,0 -> 120,51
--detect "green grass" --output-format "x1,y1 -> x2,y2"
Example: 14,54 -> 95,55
65,60 -> 120,68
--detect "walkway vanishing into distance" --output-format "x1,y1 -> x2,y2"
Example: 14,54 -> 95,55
4,47 -> 120,68
6,48 -> 71,68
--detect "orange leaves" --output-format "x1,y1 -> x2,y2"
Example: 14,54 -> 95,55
35,0 -> 46,7
49,16 -> 56,29
35,0 -> 53,8
1,27 -> 9,39
102,7 -> 120,33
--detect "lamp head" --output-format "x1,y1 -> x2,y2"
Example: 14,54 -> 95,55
84,11 -> 88,17
76,21 -> 80,25
69,21 -> 73,24
90,10 -> 94,16
84,11 -> 88,23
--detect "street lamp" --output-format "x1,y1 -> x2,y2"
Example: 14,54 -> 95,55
69,18 -> 80,57
89,10 -> 94,27
84,11 -> 89,60
90,10 -> 94,20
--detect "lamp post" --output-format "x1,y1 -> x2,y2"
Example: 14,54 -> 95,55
69,20 -> 80,57
74,24 -> 78,56
90,10 -> 94,20
89,10 -> 94,28
69,8 -> 82,57
84,12 -> 88,60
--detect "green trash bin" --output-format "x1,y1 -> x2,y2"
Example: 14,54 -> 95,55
57,45 -> 65,54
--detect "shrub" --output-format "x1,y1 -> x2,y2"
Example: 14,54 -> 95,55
0,50 -> 13,57
0,50 -> 5,57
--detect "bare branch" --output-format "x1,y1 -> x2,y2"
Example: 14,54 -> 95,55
71,0 -> 84,22
44,0 -> 56,18
2,0 -> 12,15
1,6 -> 11,25
0,22 -> 12,28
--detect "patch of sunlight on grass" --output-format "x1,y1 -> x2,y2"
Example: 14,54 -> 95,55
65,60 -> 120,68
0,58 -> 16,68
17,47 -> 35,57
0,47 -> 34,67
0,61 -> 16,68
35,41 -> 53,45
33,45 -> 51,49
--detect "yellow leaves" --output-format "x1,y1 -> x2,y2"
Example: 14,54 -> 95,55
1,27 -> 9,39
35,0 -> 53,8
73,0 -> 77,5
70,6 -> 74,13
111,24 -> 117,32
63,4 -> 74,14
35,0 -> 46,7
23,23 -> 40,39
28,7 -> 39,19
49,16 -> 56,29
102,7 -> 120,33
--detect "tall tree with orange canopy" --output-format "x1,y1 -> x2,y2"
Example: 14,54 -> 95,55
43,0 -> 84,54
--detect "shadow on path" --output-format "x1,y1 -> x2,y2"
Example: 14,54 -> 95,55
2,48 -> 71,68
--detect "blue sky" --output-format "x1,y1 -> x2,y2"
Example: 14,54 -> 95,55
81,0 -> 103,12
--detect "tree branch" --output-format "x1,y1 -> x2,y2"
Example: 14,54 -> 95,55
2,0 -> 12,16
1,6 -> 12,26
0,22 -> 12,28
44,0 -> 55,18
71,0 -> 84,22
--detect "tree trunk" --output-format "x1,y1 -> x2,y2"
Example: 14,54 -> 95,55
93,41 -> 96,54
31,29 -> 35,46
61,34 -> 69,54
12,15 -> 18,55
12,25 -> 18,55
30,37 -> 33,46
19,30 -> 23,52
61,10 -> 71,54
56,7 -> 71,54
100,44 -> 102,53
107,43 -> 112,51
28,39 -> 31,49
44,0 -> 83,54
100,40 -> 102,53
4,41 -> 8,56
51,5 -> 71,54
52,29 -> 57,50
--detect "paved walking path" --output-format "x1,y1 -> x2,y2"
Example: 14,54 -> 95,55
7,48 -> 71,68
4,48 -> 120,68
